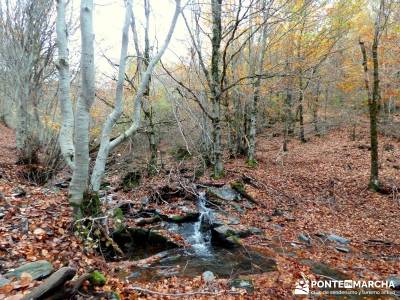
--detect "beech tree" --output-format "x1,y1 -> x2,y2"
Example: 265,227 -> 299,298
57,0 -> 181,217
0,0 -> 56,164
359,0 -> 392,191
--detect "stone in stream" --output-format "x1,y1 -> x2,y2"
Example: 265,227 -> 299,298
5,260 -> 54,280
168,212 -> 199,223
211,224 -> 261,248
212,213 -> 240,226
110,228 -> 180,259
202,271 -> 215,283
229,278 -> 254,293
207,185 -> 241,202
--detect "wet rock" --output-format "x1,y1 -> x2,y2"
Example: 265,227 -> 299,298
212,213 -> 240,226
335,246 -> 350,253
111,228 -> 179,260
168,212 -> 199,223
202,271 -> 215,283
5,260 -> 54,280
211,225 -> 257,248
214,225 -> 253,238
229,278 -> 254,293
327,234 -> 350,245
212,226 -> 240,248
141,196 -> 149,207
230,181 -> 256,203
231,203 -> 244,212
207,185 -> 241,202
135,216 -> 161,226
298,233 -> 311,245
0,277 -> 10,287
12,187 -> 26,198
228,217 -> 240,225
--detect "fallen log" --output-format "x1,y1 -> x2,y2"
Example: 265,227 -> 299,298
21,267 -> 76,300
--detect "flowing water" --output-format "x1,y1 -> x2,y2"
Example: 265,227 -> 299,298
168,192 -> 213,256
124,193 -> 277,281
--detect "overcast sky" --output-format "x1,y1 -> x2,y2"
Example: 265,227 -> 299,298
81,0 -> 190,77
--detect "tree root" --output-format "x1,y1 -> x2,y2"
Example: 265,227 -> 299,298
128,286 -> 241,297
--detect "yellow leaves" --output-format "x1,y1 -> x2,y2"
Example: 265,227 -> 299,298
41,115 -> 60,131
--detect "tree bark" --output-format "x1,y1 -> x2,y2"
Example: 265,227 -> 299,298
210,0 -> 223,178
69,0 -> 95,215
90,0 -> 132,192
359,39 -> 379,191
247,0 -> 269,164
56,0 -> 75,169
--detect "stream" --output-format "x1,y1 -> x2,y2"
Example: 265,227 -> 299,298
122,192 -> 277,281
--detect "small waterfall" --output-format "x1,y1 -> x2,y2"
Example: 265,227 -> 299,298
189,192 -> 213,256
164,192 -> 214,256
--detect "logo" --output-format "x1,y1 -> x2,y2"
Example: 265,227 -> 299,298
294,279 -> 310,295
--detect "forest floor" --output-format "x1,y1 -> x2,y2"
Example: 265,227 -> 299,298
0,122 -> 399,299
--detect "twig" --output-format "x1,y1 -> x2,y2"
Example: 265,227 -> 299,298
128,286 -> 241,297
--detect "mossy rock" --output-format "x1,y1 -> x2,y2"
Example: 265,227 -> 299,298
207,185 -> 241,202
90,271 -> 106,286
229,278 -> 254,293
230,181 -> 246,194
110,228 -> 179,260
168,212 -> 199,223
5,260 -> 53,280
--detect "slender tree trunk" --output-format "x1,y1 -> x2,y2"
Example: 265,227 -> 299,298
312,79 -> 321,135
370,37 -> 380,190
90,0 -> 132,192
283,85 -> 292,152
142,0 -> 158,175
298,76 -> 306,143
210,0 -> 223,178
359,39 -> 379,191
56,0 -> 75,169
69,0 -> 95,216
16,84 -> 35,164
247,2 -> 268,164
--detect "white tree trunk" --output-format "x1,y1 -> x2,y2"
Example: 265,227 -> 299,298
90,0 -> 132,192
108,0 -> 181,150
91,0 -> 181,190
69,0 -> 95,215
56,0 -> 75,169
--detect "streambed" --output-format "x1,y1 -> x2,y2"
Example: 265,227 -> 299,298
113,191 -> 277,281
